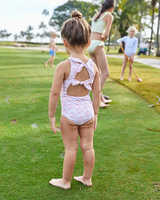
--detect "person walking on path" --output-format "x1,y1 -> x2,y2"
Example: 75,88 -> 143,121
117,26 -> 138,81
88,0 -> 115,108
45,31 -> 58,68
49,10 -> 100,189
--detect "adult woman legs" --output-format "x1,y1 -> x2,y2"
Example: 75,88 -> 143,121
93,46 -> 110,105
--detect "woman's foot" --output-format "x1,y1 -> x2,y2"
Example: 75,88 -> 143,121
74,176 -> 92,186
50,65 -> 55,68
45,63 -> 47,68
49,179 -> 70,189
103,95 -> 109,100
103,99 -> 112,104
120,78 -> 123,81
99,101 -> 110,108
101,96 -> 112,104
128,78 -> 131,81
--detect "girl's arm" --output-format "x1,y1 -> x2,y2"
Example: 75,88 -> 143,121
49,62 -> 65,133
117,36 -> 126,44
92,63 -> 101,130
52,40 -> 58,51
133,38 -> 138,54
102,14 -> 113,41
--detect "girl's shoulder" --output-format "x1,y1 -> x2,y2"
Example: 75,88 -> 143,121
57,59 -> 70,68
102,12 -> 113,22
55,59 -> 71,79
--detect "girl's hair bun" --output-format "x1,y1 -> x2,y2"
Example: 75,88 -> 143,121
71,10 -> 82,19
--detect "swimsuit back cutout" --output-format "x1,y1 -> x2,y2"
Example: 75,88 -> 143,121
61,57 -> 94,97
60,57 -> 95,125
91,12 -> 110,34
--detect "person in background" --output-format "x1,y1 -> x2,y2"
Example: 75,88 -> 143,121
45,31 -> 58,68
117,26 -> 138,81
88,0 -> 115,108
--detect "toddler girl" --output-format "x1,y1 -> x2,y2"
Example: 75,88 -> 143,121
49,10 -> 100,189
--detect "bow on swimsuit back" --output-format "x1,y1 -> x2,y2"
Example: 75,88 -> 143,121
60,57 -> 95,125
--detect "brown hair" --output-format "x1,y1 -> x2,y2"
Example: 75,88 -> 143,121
95,0 -> 116,21
61,10 -> 91,47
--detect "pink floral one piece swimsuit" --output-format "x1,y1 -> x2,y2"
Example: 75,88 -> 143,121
60,57 -> 95,125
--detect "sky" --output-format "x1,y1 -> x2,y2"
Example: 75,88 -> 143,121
0,0 -> 92,42
0,0 -> 158,42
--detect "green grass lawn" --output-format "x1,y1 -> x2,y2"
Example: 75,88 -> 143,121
107,56 -> 160,113
0,48 -> 160,199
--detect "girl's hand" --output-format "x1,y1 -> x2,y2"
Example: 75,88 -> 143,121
50,116 -> 56,134
93,114 -> 97,131
101,35 -> 106,41
119,42 -> 122,48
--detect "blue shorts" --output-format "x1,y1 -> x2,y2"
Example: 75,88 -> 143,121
49,49 -> 55,56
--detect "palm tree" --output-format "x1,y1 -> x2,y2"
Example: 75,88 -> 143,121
14,34 -> 18,42
156,0 -> 160,56
26,26 -> 34,33
39,22 -> 47,44
20,31 -> 25,42
113,0 -> 141,52
149,0 -> 158,55
0,29 -> 7,40
6,33 -> 12,41
26,26 -> 34,43
42,9 -> 49,17
42,9 -> 49,25
134,0 -> 151,46
36,33 -> 40,43
26,33 -> 34,43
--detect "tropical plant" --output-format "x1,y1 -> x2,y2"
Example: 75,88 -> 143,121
26,33 -> 34,43
25,26 -> 34,43
20,31 -> 26,42
42,9 -> 49,17
0,30 -> 7,40
36,33 -> 40,43
157,0 -> 160,56
14,34 -> 18,42
39,22 -> 47,43
49,0 -> 99,30
149,0 -> 158,55
5,33 -> 12,41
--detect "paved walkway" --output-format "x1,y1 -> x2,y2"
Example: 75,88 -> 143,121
1,46 -> 159,69
107,54 -> 160,69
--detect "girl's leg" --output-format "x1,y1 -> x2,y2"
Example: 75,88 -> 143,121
49,115 -> 79,189
121,55 -> 127,80
93,46 -> 110,104
128,55 -> 134,80
50,56 -> 55,67
45,56 -> 55,68
74,118 -> 94,186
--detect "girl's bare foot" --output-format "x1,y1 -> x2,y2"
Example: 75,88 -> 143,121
45,63 -> 47,68
50,65 -> 55,68
99,101 -> 110,108
74,176 -> 92,186
49,179 -> 70,189
128,78 -> 131,81
102,99 -> 112,104
120,78 -> 123,81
